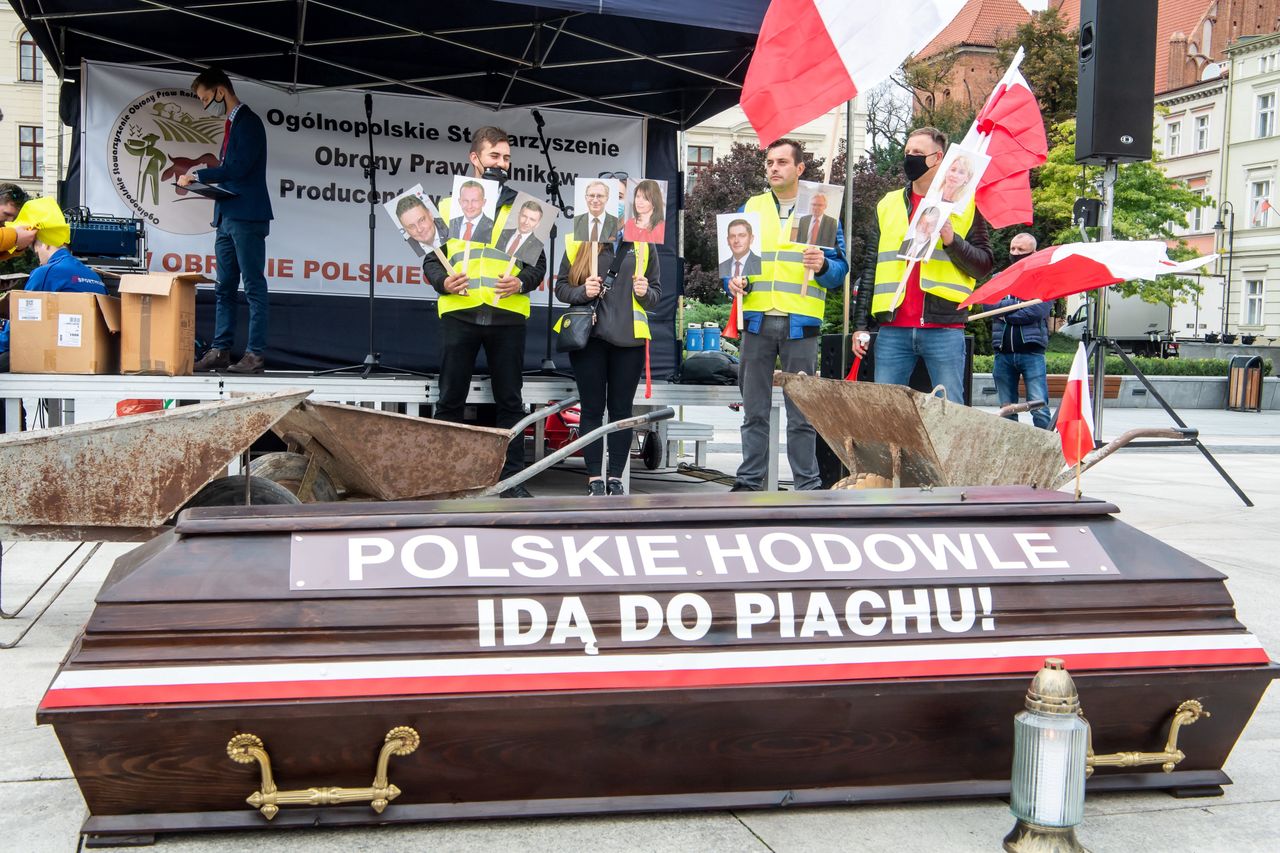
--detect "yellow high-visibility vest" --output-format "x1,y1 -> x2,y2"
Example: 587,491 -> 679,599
870,192 -> 977,318
739,191 -> 825,321
437,196 -> 531,318
556,237 -> 652,340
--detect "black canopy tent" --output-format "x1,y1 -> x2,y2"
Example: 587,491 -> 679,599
11,0 -> 769,374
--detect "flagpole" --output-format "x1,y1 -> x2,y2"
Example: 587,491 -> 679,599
967,298 -> 1043,321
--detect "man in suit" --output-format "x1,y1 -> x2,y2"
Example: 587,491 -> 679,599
573,180 -> 619,243
179,68 -> 273,375
449,181 -> 493,244
717,218 -> 761,278
496,199 -> 546,264
396,195 -> 447,251
794,191 -> 837,247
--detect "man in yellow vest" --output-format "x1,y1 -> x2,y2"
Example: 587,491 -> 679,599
725,138 -> 848,492
423,126 -> 547,498
852,127 -> 993,403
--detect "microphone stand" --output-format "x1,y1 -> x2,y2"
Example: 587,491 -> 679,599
528,108 -> 572,376
317,92 -> 428,378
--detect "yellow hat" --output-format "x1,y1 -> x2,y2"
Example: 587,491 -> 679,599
13,197 -> 71,249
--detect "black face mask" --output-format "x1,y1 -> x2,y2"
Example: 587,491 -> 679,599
481,166 -> 510,185
903,153 -> 933,182
1004,251 -> 1031,271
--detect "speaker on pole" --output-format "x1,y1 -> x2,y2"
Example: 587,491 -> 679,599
1075,0 -> 1158,165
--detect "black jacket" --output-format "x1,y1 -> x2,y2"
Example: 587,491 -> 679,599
853,185 -> 993,329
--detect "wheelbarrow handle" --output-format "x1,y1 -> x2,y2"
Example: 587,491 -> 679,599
997,400 -> 1046,418
483,407 -> 676,497
507,395 -> 582,438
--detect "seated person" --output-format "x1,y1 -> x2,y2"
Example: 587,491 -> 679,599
1,199 -> 106,371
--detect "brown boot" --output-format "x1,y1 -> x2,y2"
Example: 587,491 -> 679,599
226,352 -> 265,374
193,348 -> 230,372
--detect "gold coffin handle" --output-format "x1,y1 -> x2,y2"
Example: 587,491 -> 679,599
226,726 -> 421,820
1086,699 -> 1209,777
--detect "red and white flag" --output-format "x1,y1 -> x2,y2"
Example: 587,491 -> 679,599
1057,343 -> 1095,467
965,56 -> 1048,227
741,0 -> 965,147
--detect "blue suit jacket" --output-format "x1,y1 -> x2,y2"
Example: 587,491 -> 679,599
194,104 -> 273,224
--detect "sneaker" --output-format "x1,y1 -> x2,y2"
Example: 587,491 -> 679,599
193,348 -> 230,372
586,480 -> 606,496
606,478 -> 625,496
729,482 -> 762,492
500,484 -> 534,499
226,352 -> 265,375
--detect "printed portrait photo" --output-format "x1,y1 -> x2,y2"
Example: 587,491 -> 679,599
717,212 -> 763,279
498,191 -> 557,266
622,178 -> 668,244
928,145 -> 990,207
898,201 -> 955,262
790,180 -> 844,249
384,185 -> 448,256
449,174 -> 500,244
573,177 -> 621,243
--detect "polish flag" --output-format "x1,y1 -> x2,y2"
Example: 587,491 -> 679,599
741,0 -> 966,147
970,66 -> 1047,227
1057,343 -> 1095,467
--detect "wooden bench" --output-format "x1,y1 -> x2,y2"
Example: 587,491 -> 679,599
1038,374 -> 1123,400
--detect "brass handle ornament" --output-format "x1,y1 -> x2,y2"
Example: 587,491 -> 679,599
226,726 -> 421,820
1085,699 -> 1209,777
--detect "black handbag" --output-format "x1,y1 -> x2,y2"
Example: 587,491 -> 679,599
556,241 -> 630,353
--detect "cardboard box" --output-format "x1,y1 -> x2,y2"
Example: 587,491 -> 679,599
4,290 -> 121,374
118,273 -> 206,376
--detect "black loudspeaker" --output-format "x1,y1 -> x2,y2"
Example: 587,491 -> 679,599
1076,0 -> 1157,164
816,333 -> 974,488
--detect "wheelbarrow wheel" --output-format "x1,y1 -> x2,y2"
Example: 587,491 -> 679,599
248,451 -> 339,503
181,475 -> 302,510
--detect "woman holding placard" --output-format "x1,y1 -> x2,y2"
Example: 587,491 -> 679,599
554,237 -> 661,496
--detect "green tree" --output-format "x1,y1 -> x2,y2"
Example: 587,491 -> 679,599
995,6 -> 1078,127
1034,120 -> 1209,305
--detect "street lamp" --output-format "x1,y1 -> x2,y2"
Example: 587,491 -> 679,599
1213,202 -> 1234,338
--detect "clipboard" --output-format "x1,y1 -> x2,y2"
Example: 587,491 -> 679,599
174,181 -> 238,201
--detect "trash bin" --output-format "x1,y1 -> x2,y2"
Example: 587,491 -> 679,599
1226,355 -> 1263,413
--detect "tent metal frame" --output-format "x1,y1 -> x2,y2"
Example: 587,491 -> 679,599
21,0 -> 753,127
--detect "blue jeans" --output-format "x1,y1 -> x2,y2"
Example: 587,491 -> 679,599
873,326 -> 966,404
213,218 -> 270,354
994,351 -> 1052,429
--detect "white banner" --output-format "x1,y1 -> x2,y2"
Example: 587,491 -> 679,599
82,61 -> 646,302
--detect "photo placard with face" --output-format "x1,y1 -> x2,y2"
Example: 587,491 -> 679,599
498,191 -> 557,266
898,200 -> 955,262
790,180 -> 845,249
622,178 -> 669,244
384,185 -> 448,255
717,212 -> 763,279
928,145 -> 989,207
573,177 -> 621,243
448,174 -> 500,244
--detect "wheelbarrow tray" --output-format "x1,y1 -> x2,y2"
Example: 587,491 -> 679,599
270,400 -> 512,501
37,488 -> 1276,844
0,390 -> 309,541
778,374 -> 1064,488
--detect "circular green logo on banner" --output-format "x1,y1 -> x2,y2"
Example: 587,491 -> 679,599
108,88 -> 225,235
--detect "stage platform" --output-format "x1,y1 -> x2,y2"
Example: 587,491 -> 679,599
0,372 -> 786,489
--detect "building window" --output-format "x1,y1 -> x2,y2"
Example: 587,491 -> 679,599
1249,179 -> 1273,227
18,30 -> 42,82
19,126 -> 43,179
686,145 -> 713,190
1194,114 -> 1210,151
1241,279 -> 1264,327
1262,54 -> 1277,74
1166,120 -> 1181,155
1257,92 -> 1276,138
1189,189 -> 1205,232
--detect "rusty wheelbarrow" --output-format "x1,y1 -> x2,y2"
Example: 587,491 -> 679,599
265,397 -> 675,501
778,374 -> 1193,491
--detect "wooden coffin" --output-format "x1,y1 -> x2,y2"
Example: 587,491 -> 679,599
38,487 -> 1277,845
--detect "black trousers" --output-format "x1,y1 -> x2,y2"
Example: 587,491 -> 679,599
569,336 -> 644,479
436,315 -> 527,479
